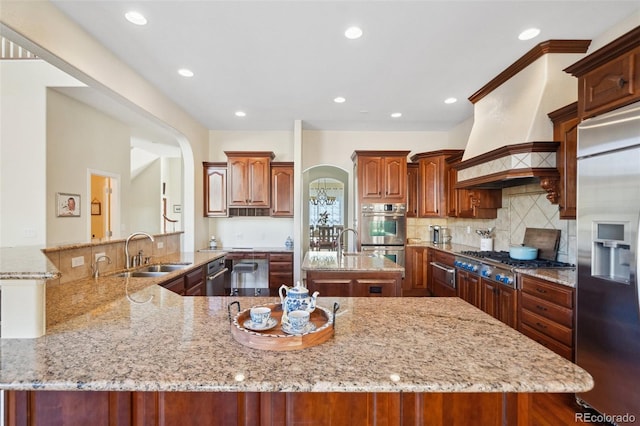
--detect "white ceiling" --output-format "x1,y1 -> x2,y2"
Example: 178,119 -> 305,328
51,1 -> 640,133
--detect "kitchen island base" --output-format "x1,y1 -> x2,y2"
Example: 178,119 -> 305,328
5,390 -> 533,425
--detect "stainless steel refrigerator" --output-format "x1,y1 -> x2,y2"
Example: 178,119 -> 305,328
576,100 -> 640,418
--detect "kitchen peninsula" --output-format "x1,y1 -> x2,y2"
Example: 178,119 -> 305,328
1,250 -> 592,425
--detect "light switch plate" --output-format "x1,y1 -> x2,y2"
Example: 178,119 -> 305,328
71,256 -> 84,267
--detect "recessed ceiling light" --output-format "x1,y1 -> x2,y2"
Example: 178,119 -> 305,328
178,68 -> 194,78
518,28 -> 541,41
444,97 -> 457,104
235,111 -> 246,117
334,96 -> 346,104
344,26 -> 363,40
125,11 -> 147,26
390,112 -> 402,118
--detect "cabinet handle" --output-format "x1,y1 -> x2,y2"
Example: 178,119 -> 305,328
535,322 -> 547,329
536,305 -> 548,312
535,288 -> 547,294
618,78 -> 628,88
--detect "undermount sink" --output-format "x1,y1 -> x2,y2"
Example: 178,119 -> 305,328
140,263 -> 191,272
115,271 -> 169,278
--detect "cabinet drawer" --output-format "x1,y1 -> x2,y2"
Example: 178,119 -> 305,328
185,283 -> 204,296
226,252 -> 269,260
162,276 -> 185,295
521,293 -> 573,328
270,253 -> 292,262
269,261 -> 292,272
520,323 -> 572,360
184,267 -> 204,289
520,276 -> 573,308
432,249 -> 454,266
269,272 -> 293,287
520,310 -> 572,346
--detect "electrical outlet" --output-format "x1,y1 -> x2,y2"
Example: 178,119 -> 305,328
94,252 -> 106,262
71,256 -> 84,268
157,242 -> 164,249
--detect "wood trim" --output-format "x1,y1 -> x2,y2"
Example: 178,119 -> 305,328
271,161 -> 294,167
351,150 -> 411,161
455,168 -> 559,188
564,26 -> 640,76
469,40 -> 591,104
452,142 -> 559,171
547,102 -> 578,122
224,151 -> 275,160
202,161 -> 227,168
409,149 -> 463,162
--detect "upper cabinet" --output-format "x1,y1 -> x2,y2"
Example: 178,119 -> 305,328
406,163 -> 419,218
225,151 -> 275,208
565,26 -> 640,120
410,150 -> 462,218
271,162 -> 294,217
446,153 -> 502,219
203,162 -> 228,217
352,151 -> 410,204
548,103 -> 578,220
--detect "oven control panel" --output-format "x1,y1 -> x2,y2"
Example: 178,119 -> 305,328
454,257 -> 481,274
455,256 -> 516,288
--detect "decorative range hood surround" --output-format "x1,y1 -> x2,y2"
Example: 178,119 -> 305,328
456,40 -> 591,201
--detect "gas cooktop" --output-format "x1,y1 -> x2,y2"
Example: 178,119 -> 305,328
458,250 -> 575,269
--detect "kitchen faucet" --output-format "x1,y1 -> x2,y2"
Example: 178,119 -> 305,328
92,255 -> 112,278
336,228 -> 358,258
125,232 -> 155,269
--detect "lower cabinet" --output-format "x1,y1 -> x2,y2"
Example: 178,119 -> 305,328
403,246 -> 429,296
306,271 -> 402,297
5,390 -> 532,426
456,270 -> 481,309
518,275 -> 574,361
482,281 -> 517,329
160,266 -> 205,296
268,252 -> 293,289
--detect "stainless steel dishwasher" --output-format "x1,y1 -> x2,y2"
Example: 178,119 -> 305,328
205,256 -> 228,296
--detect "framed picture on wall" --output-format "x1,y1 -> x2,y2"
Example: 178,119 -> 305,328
57,193 -> 81,217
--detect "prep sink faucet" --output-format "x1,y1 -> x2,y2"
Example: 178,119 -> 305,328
125,232 -> 155,269
92,255 -> 112,278
336,228 -> 358,258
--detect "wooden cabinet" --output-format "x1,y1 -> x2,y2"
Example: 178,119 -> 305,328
482,281 -> 517,329
270,162 -> 294,217
352,151 -> 410,204
519,275 -> 574,360
202,162 -> 227,217
161,275 -> 186,295
410,150 -> 462,218
446,153 -> 501,219
457,270 -> 481,309
428,249 -> 456,297
403,246 -> 428,296
565,27 -> 640,119
225,151 -> 274,207
548,102 -> 578,220
269,252 -> 293,288
306,271 -> 402,297
406,162 -> 419,217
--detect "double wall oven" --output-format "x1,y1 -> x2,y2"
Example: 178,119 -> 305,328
359,203 -> 406,267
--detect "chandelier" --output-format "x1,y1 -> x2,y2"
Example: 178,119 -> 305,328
310,179 -> 336,206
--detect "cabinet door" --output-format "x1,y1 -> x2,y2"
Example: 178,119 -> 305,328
407,163 -> 419,217
359,156 -> 384,200
446,165 -> 459,217
481,281 -> 499,319
418,157 -> 443,217
498,286 -> 517,328
550,103 -> 579,220
228,158 -> 250,206
307,278 -> 353,297
383,156 -> 407,201
162,276 -> 185,295
203,164 -> 227,217
247,157 -> 270,206
271,164 -> 294,217
352,278 -> 398,297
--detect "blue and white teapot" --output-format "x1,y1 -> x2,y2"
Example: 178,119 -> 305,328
279,281 -> 319,314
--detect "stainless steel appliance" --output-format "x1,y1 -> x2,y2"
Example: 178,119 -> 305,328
359,203 -> 406,268
430,260 -> 456,296
429,225 -> 451,245
359,203 -> 406,246
575,101 -> 640,417
205,256 -> 228,296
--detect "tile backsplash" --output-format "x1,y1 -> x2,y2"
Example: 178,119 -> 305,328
407,184 -> 576,264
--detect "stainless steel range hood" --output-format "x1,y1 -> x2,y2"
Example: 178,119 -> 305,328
455,40 -> 590,196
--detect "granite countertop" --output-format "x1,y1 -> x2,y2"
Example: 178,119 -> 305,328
0,294 -> 592,394
200,247 -> 293,253
301,251 -> 404,272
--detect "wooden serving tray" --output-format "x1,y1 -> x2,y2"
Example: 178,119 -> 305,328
229,302 -> 336,351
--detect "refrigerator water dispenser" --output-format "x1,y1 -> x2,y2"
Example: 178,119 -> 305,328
592,222 -> 631,284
